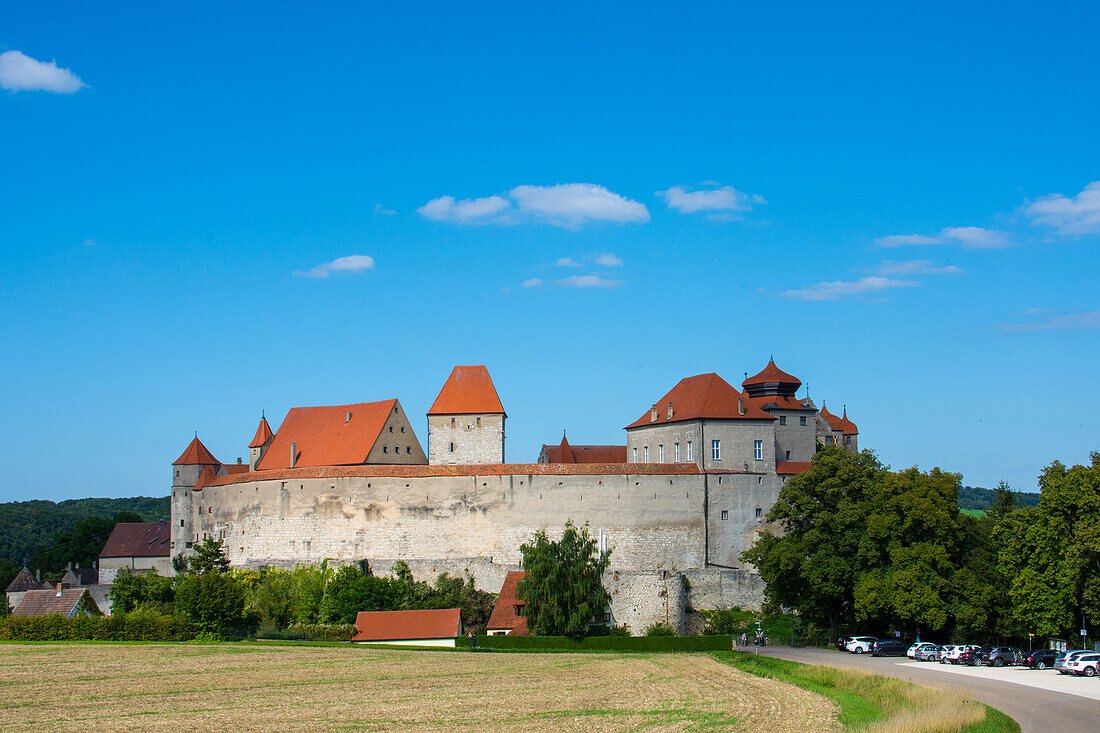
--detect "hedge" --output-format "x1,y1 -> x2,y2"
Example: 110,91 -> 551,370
457,634 -> 735,652
0,612 -> 197,642
257,624 -> 357,642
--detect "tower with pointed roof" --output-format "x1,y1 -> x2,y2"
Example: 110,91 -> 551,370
248,414 -> 274,470
742,359 -> 818,464
171,435 -> 222,561
427,365 -> 506,465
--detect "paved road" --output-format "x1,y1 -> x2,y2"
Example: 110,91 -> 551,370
747,646 -> 1098,733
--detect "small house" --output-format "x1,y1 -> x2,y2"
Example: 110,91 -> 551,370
12,587 -> 101,618
352,608 -> 462,647
98,521 -> 172,584
4,568 -> 43,613
486,571 -> 529,636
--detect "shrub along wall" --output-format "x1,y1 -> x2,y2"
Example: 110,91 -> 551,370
457,634 -> 735,652
0,613 -> 197,642
257,624 -> 357,642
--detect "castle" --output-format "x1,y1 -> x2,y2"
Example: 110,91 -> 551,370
170,360 -> 858,631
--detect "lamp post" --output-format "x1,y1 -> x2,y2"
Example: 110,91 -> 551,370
1028,633 -> 1033,652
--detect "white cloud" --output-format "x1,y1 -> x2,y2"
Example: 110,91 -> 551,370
875,227 -> 1012,249
870,260 -> 962,276
595,253 -> 623,266
416,195 -> 511,224
418,184 -> 647,228
522,278 -> 544,288
556,257 -> 580,267
657,184 -> 763,215
0,50 -> 85,93
781,276 -> 919,301
295,254 -> 376,279
374,203 -> 396,216
1000,309 -> 1100,332
510,184 -> 649,226
1022,181 -> 1100,235
556,274 -> 624,289
82,238 -> 97,247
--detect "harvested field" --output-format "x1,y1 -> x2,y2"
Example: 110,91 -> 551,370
0,643 -> 838,732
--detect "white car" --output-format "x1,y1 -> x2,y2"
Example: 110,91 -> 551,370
846,636 -> 878,654
907,642 -> 937,659
1065,653 -> 1100,677
1055,650 -> 1092,674
942,644 -> 980,664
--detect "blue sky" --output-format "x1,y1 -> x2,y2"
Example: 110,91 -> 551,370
2,2 -> 1098,502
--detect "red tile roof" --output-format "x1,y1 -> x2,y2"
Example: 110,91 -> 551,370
5,568 -> 43,593
819,404 -> 843,430
99,521 -> 171,559
194,464 -> 219,490
838,408 -> 858,435
743,359 -> 802,389
428,366 -> 506,416
776,461 -> 813,475
486,571 -> 529,635
222,464 -> 251,475
12,588 -> 96,618
352,608 -> 462,641
173,436 -> 221,466
746,394 -> 816,412
207,462 -> 702,487
626,373 -> 774,429
249,416 -> 273,448
256,399 -> 399,471
541,437 -> 627,464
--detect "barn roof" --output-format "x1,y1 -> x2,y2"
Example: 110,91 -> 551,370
257,399 -> 399,470
99,521 -> 171,559
352,608 -> 462,642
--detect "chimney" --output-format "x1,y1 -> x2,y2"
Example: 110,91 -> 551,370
346,411 -> 352,424
68,561 -> 73,572
738,397 -> 745,416
237,457 -> 242,464
290,441 -> 298,468
35,569 -> 41,582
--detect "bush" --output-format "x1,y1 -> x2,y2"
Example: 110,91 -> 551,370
644,623 -> 676,637
0,612 -> 197,641
455,634 -> 733,652
256,623 -> 357,642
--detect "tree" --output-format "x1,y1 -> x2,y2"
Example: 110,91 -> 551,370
742,446 -> 885,642
319,565 -> 401,624
30,511 -> 143,572
175,571 -> 247,634
183,537 -> 231,575
109,568 -> 175,614
517,521 -> 611,640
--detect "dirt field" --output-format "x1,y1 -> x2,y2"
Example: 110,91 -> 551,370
0,643 -> 838,732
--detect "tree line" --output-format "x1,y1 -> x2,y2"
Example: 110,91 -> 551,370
743,446 -> 1100,645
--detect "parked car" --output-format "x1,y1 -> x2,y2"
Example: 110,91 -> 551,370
915,645 -> 943,661
982,647 -> 1024,667
846,636 -> 878,654
943,645 -> 981,664
837,636 -> 853,652
870,640 -> 908,657
1024,648 -> 1060,670
1055,650 -> 1092,674
1065,653 -> 1100,677
957,648 -> 986,666
907,642 -> 937,659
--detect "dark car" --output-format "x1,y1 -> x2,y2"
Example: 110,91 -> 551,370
870,640 -> 908,657
1025,649 -> 1059,670
957,648 -> 986,666
983,647 -> 1023,667
837,636 -> 852,651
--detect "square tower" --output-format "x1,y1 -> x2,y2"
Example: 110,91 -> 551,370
427,365 -> 506,465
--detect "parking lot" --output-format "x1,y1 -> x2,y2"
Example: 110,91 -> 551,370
753,646 -> 1100,733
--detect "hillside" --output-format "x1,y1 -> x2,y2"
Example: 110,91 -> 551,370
959,485 -> 1040,513
0,497 -> 169,566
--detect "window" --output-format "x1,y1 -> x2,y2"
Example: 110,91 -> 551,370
185,542 -> 193,549
389,426 -> 393,433
401,426 -> 405,433
754,440 -> 763,460
383,446 -> 388,453
779,415 -> 787,426
451,417 -> 456,426
674,443 -> 680,462
477,417 -> 481,427
643,446 -> 649,462
755,507 -> 763,519
785,450 -> 790,460
449,442 -> 455,452
844,435 -> 851,445
180,519 -> 185,527
687,441 -> 693,461
711,440 -> 721,460
406,446 -> 411,454
799,416 -> 807,426
720,510 -> 728,520
632,447 -> 638,462
658,445 -> 664,463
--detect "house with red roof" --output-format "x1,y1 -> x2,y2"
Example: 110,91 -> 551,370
539,436 -> 627,465
352,608 -> 463,647
98,520 -> 172,584
426,365 -> 507,465
485,571 -> 529,636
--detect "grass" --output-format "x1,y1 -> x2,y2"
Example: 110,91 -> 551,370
711,651 -> 1019,733
0,642 -> 838,731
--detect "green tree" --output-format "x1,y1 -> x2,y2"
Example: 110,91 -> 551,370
742,446 -> 885,642
319,565 -> 401,624
174,571 -> 247,634
517,521 -> 611,640
183,537 -> 232,575
109,568 -> 175,614
31,512 -> 143,572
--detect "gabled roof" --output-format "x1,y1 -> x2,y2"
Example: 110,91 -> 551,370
257,399 -> 401,470
352,608 -> 462,642
99,521 -> 171,559
249,416 -> 274,448
194,464 -> 219,490
62,567 -> 99,586
486,571 -> 529,635
428,366 -> 506,416
5,567 -> 43,593
626,373 -> 774,429
173,436 -> 221,466
743,359 -> 802,389
12,588 -> 96,618
541,438 -> 627,464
